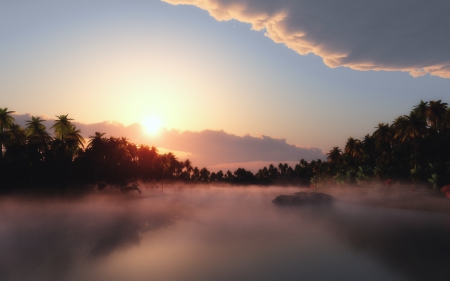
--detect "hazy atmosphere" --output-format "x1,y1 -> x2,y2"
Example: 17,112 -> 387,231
2,0 -> 450,169
2,186 -> 450,281
2,1 -> 450,280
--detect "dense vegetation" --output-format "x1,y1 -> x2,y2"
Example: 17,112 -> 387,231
1,100 -> 450,193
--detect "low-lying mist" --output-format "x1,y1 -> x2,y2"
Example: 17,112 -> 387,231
1,185 -> 450,281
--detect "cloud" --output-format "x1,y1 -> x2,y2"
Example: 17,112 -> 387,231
163,0 -> 450,78
12,113 -> 324,169
154,129 -> 325,166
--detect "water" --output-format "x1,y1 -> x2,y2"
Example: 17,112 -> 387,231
1,186 -> 449,281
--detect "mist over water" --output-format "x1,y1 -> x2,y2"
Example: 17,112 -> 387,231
1,186 -> 450,281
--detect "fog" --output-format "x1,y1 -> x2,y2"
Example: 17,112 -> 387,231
1,185 -> 450,281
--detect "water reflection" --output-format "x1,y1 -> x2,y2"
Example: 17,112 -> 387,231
0,187 -> 449,281
323,203 -> 450,281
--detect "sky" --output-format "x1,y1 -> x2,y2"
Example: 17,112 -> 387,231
2,0 -> 450,170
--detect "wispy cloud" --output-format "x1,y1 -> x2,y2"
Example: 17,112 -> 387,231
164,0 -> 450,78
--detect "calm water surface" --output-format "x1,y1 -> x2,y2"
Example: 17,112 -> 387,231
1,187 -> 449,281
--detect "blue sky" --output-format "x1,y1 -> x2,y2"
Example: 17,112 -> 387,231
2,0 -> 450,168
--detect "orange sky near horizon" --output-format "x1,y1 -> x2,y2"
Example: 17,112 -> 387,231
2,0 -> 450,157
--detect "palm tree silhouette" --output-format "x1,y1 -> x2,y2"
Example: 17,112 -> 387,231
4,124 -> 26,146
199,167 -> 210,183
25,116 -> 52,152
65,125 -> 85,155
345,137 -> 363,164
414,100 -> 428,117
361,134 -> 376,165
441,108 -> 450,132
137,144 -> 158,180
0,108 -> 15,161
326,147 -> 342,174
183,159 -> 193,180
392,111 -> 427,173
0,108 -> 15,132
425,100 -> 448,131
2,124 -> 27,169
51,114 -> 74,140
373,123 -> 392,153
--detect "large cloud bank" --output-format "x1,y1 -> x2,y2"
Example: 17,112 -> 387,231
164,0 -> 450,78
155,129 -> 324,166
12,113 -> 324,168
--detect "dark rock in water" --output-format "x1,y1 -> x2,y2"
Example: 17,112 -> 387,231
272,192 -> 334,206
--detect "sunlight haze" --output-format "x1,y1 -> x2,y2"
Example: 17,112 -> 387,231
2,0 -> 450,168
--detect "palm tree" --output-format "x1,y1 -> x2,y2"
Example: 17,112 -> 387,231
345,137 -> 363,162
50,115 -> 84,165
441,108 -> 450,132
84,132 -> 107,181
361,134 -> 376,165
65,125 -> 85,155
373,123 -> 392,153
87,132 -> 106,147
268,164 -> 278,181
326,146 -> 342,169
51,114 -> 74,140
2,124 -> 27,166
392,111 -> 427,172
0,108 -> 15,132
216,170 -> 224,181
137,144 -> 158,180
0,108 -> 15,160
199,167 -> 210,183
24,116 -> 52,185
413,100 -> 428,117
278,163 -> 288,177
5,124 -> 26,146
192,167 -> 200,182
225,170 -> 233,182
25,116 -> 52,151
183,159 -> 193,180
425,100 -> 448,131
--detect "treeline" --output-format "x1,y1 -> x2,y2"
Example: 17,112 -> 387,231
1,100 -> 450,193
0,109 -> 324,191
317,100 -> 450,188
0,111 -> 308,191
0,112 -> 203,190
210,99 -> 450,189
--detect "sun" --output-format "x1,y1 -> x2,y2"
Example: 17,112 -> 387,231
142,116 -> 162,135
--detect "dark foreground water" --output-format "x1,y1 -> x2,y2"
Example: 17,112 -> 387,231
1,186 -> 449,281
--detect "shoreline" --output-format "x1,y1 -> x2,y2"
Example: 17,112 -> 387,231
312,185 -> 450,213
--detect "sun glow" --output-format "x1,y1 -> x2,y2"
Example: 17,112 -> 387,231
142,116 -> 162,135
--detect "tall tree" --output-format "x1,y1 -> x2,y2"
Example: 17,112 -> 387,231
392,111 -> 427,172
0,108 -> 15,160
326,147 -> 342,175
425,100 -> 448,131
441,108 -> 450,132
373,123 -> 392,153
413,100 -> 428,117
51,114 -> 74,140
361,134 -> 376,165
0,108 -> 15,132
4,124 -> 26,146
345,137 -> 363,163
25,116 -> 52,153
65,125 -> 85,155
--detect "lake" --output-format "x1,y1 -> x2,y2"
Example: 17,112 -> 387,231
1,186 -> 449,281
